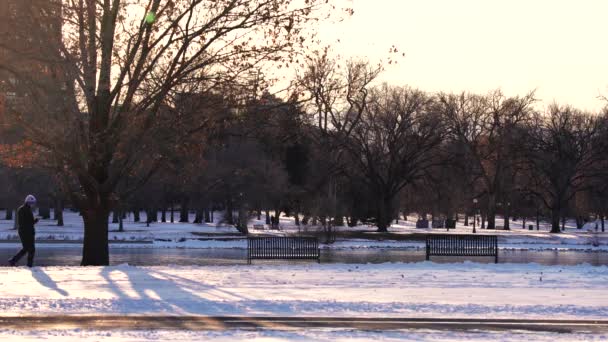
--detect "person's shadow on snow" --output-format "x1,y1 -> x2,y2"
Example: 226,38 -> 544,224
30,268 -> 69,296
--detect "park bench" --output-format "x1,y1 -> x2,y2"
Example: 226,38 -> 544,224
426,234 -> 498,263
252,224 -> 265,230
247,236 -> 320,264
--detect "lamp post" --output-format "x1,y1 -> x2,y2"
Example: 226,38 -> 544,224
472,199 -> 478,234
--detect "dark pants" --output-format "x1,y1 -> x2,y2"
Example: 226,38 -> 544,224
10,230 -> 35,267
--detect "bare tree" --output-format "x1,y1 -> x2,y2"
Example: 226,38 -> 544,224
523,105 -> 607,233
344,85 -> 444,232
1,0 -> 333,265
439,90 -> 535,229
297,54 -> 380,228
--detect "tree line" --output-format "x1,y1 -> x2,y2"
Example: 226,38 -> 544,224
0,1 -> 606,265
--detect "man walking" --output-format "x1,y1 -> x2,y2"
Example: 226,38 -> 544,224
8,195 -> 39,267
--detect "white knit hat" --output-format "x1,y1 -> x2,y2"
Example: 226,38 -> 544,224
24,195 -> 37,205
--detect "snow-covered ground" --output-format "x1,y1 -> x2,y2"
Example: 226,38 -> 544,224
0,210 -> 606,251
0,328 -> 604,342
0,262 -> 607,340
0,262 -> 606,319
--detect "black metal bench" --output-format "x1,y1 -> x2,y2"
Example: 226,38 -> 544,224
247,236 -> 320,264
426,234 -> 498,263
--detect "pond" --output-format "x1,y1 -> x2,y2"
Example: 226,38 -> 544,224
1,245 -> 607,267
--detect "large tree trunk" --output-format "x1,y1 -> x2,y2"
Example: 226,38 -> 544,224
55,198 -> 64,227
118,210 -> 124,232
486,194 -> 496,229
601,214 -> 605,232
193,209 -> 202,224
133,209 -> 140,222
5,209 -> 13,220
204,208 -> 211,223
550,207 -> 561,233
376,195 -> 392,233
575,215 -> 584,229
81,207 -> 110,266
179,197 -> 189,222
464,213 -> 469,226
504,206 -> 510,230
265,210 -> 270,225
226,200 -> 234,225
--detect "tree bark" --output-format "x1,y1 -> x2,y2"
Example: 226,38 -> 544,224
204,208 -> 211,223
265,210 -> 270,225
118,210 -> 124,232
133,209 -> 140,222
601,214 -> 605,232
179,197 -> 189,222
504,207 -> 510,230
193,209 -> 202,224
5,209 -> 13,220
376,195 -> 392,233
55,198 -> 64,227
81,206 -> 110,266
550,207 -> 561,233
170,202 -> 174,223
575,215 -> 583,229
145,209 -> 153,227
464,213 -> 469,226
226,200 -> 234,225
161,209 -> 166,222
486,194 -> 496,229
112,211 -> 119,223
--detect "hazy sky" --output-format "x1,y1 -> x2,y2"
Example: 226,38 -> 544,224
317,0 -> 608,112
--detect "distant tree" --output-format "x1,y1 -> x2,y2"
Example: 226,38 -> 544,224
343,85 -> 443,232
439,90 -> 535,229
522,105 -> 607,233
298,54 -> 380,227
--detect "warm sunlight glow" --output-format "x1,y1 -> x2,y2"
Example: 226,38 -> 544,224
317,0 -> 608,111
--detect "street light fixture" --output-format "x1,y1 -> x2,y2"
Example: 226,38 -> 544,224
472,199 -> 478,234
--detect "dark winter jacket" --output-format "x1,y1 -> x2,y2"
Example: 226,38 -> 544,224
17,204 -> 36,234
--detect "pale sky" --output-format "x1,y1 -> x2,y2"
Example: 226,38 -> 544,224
316,0 -> 608,112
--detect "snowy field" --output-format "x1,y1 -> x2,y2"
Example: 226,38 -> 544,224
0,262 -> 607,340
0,262 -> 606,319
0,210 -> 606,252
